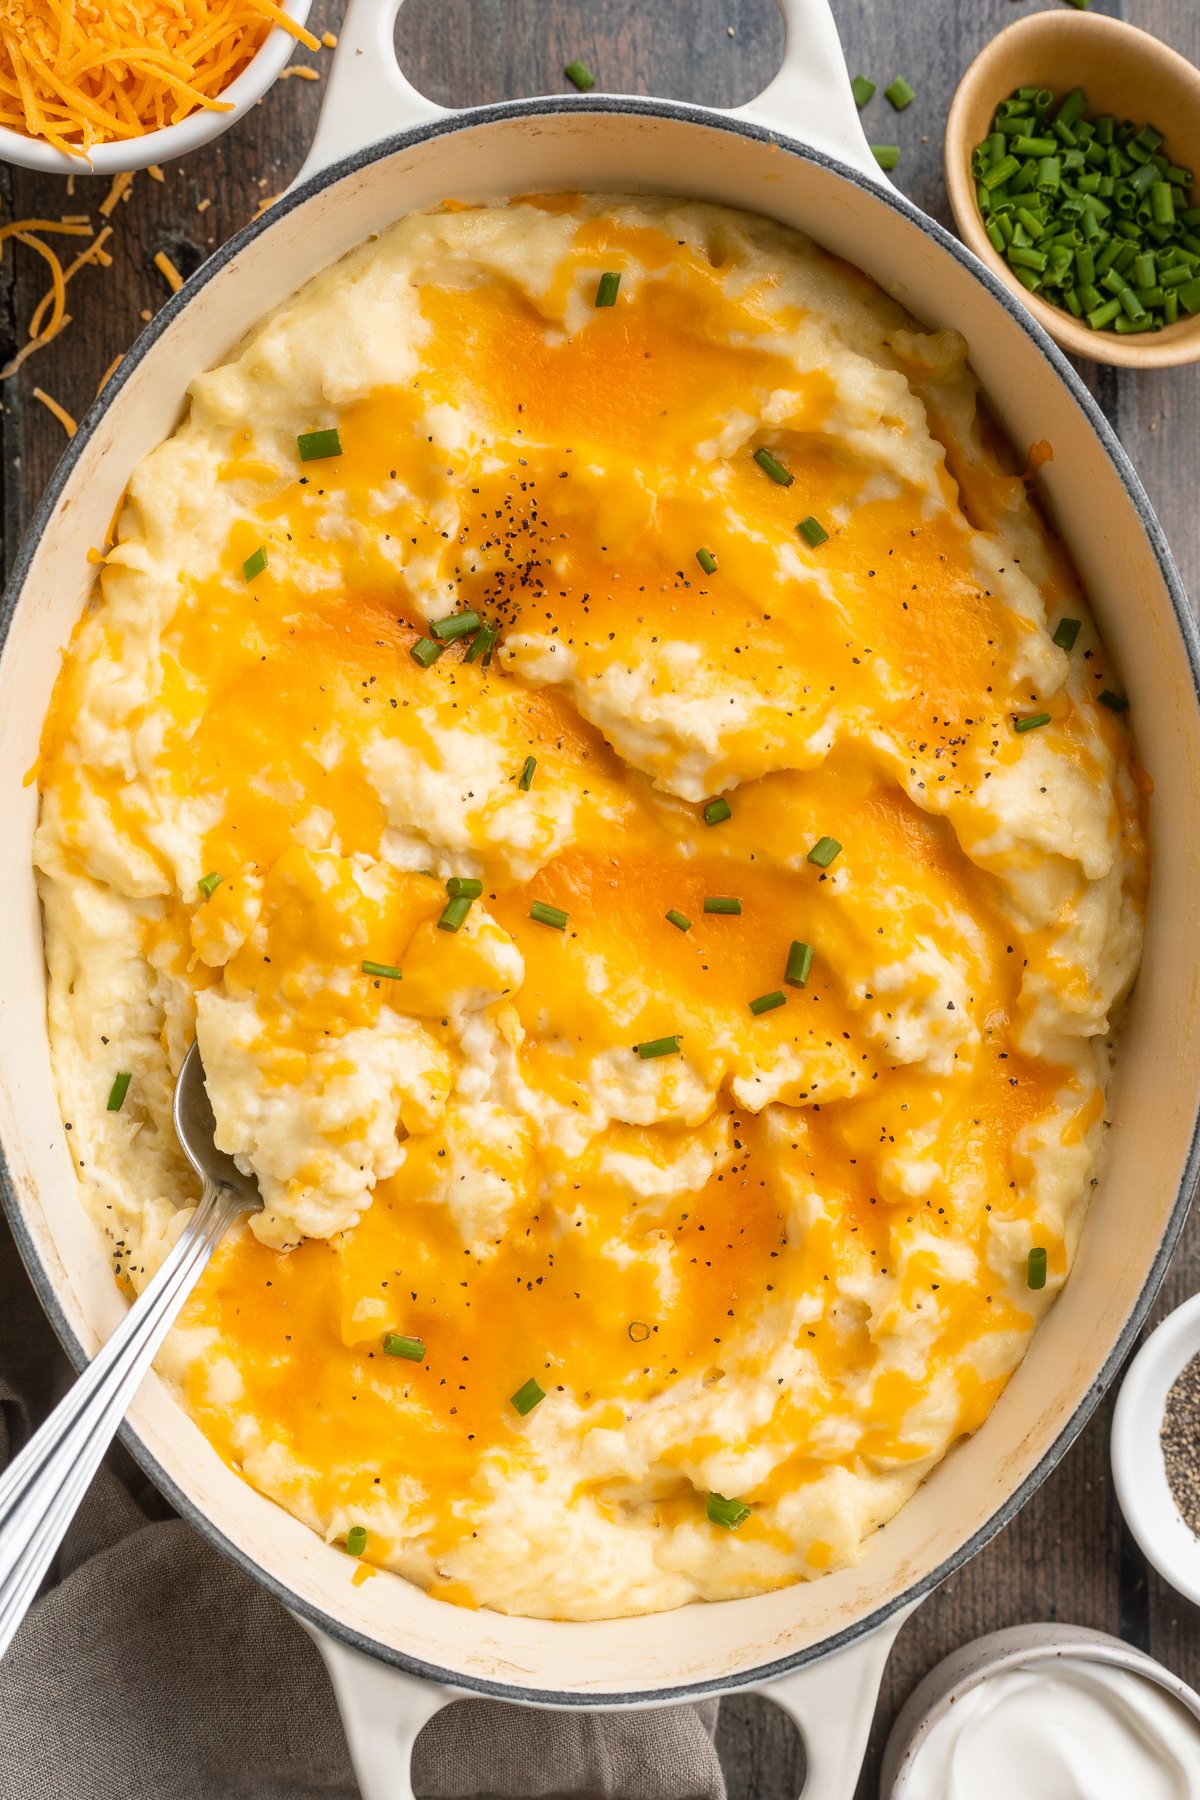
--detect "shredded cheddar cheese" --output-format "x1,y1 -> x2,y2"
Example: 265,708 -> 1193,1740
0,222 -> 81,378
28,225 -> 112,337
32,385 -> 76,434
0,214 -> 117,380
0,1 -> 320,157
153,247 -> 183,292
98,171 -> 135,218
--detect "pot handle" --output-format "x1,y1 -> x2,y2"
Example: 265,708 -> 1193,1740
736,0 -> 886,186
759,1605 -> 916,1798
295,0 -> 446,186
296,0 -> 886,189
302,1621 -> 459,1800
304,1602 -> 913,1800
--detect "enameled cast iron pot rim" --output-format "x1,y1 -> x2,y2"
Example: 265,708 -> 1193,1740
2,91 -> 1198,1708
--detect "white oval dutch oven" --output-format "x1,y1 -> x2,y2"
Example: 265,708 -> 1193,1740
3,3 -> 1200,1796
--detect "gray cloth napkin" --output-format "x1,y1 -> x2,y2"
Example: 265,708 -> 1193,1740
0,1223 -> 725,1800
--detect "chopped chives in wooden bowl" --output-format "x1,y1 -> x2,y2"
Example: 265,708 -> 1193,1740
972,85 -> 1200,335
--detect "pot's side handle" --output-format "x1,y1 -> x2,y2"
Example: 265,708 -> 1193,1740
298,0 -> 886,191
758,1605 -> 916,1799
294,0 -> 445,188
732,0 -> 886,187
302,1621 -> 459,1800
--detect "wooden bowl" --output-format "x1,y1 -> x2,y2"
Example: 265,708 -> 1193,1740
945,12 -> 1200,368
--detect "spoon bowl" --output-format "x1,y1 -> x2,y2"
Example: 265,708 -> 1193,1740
173,1040 -> 263,1211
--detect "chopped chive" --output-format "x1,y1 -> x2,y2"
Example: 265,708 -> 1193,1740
871,145 -> 900,172
796,515 -> 829,548
345,1526 -> 368,1556
384,1333 -> 425,1362
106,1071 -> 131,1112
983,154 -> 1020,190
518,755 -> 537,791
785,940 -> 814,988
665,909 -> 692,933
851,75 -> 876,109
438,895 -> 473,933
704,896 -> 742,915
1014,713 -> 1051,733
1099,689 -> 1129,712
197,871 -> 222,899
1052,617 -> 1082,651
446,876 -> 483,900
1027,1246 -> 1048,1290
564,58 -> 595,91
1087,299 -> 1122,329
530,901 -> 568,930
410,637 -> 446,668
696,547 -> 718,575
885,76 -> 915,111
297,427 -> 342,462
362,961 -> 403,980
807,836 -> 842,868
511,1377 -> 545,1415
1152,182 -> 1176,226
635,1035 -> 683,1059
753,446 -> 793,486
242,545 -> 267,581
707,1492 -> 751,1530
430,609 -> 481,641
749,990 -> 786,1016
595,271 -> 621,308
464,620 -> 500,665
703,797 -> 732,826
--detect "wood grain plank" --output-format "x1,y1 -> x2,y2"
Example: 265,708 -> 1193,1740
1,5 -> 1198,1798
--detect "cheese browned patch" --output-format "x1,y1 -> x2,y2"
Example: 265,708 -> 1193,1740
35,195 -> 1146,1621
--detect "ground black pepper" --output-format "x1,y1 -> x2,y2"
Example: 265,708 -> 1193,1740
1162,1354 -> 1200,1532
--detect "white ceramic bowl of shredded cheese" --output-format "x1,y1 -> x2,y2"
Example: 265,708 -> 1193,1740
0,0 -> 313,177
882,1624 -> 1200,1799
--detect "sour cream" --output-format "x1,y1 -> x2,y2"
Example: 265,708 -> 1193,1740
905,1657 -> 1200,1800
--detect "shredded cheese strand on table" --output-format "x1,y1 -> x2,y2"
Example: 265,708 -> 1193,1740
28,225 -> 112,336
0,1 -> 320,156
0,212 -> 116,378
153,246 -> 183,292
98,170 -> 136,218
31,384 -> 76,435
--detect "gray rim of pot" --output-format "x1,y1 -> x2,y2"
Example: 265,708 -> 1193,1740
2,93 -> 1198,1708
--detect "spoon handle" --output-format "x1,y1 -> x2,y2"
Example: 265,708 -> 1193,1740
0,1178 -> 243,1660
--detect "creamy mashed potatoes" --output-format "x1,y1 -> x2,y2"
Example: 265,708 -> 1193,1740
36,195 -> 1147,1620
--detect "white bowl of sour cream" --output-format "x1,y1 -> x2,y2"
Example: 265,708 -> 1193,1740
881,1624 -> 1200,1800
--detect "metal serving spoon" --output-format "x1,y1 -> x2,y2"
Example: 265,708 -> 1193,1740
0,1042 -> 260,1659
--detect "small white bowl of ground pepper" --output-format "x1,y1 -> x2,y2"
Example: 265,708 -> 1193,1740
945,11 -> 1200,367
1113,1293 -> 1200,1606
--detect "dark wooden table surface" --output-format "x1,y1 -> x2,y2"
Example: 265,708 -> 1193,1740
2,2 -> 1198,1795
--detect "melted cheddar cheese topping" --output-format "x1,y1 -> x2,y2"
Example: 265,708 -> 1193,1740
36,195 -> 1146,1620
